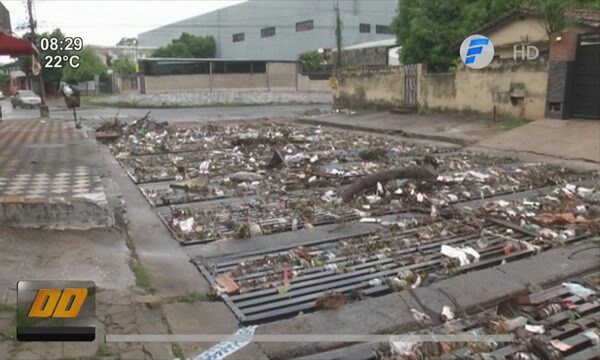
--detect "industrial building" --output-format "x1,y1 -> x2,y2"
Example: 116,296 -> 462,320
138,0 -> 397,60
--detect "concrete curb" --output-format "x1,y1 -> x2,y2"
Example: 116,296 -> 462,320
0,196 -> 114,230
256,242 -> 600,359
296,117 -> 476,146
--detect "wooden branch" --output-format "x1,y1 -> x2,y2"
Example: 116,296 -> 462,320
342,165 -> 438,203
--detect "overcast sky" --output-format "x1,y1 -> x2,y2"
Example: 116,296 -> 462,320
1,0 -> 243,62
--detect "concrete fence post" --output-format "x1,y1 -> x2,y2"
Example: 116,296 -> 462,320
266,62 -> 271,91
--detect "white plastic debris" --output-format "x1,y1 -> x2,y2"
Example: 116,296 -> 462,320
310,155 -> 319,163
441,245 -> 470,266
441,306 -> 455,322
562,282 -> 596,298
308,176 -> 317,183
410,308 -> 432,325
577,187 -> 594,198
581,330 -> 600,345
368,278 -> 383,287
394,188 -> 403,195
430,205 -> 439,218
411,275 -> 422,289
462,246 -> 481,263
525,324 -> 545,334
495,200 -> 511,207
467,171 -> 489,181
194,325 -> 257,360
179,217 -> 195,233
365,195 -> 381,204
359,217 -> 381,223
325,263 -> 338,271
416,193 -> 425,203
390,341 -> 415,356
376,182 -> 384,195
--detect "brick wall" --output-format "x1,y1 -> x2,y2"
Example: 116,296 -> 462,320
549,32 -> 578,61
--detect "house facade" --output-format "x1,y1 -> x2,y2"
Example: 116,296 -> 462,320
138,0 -> 396,60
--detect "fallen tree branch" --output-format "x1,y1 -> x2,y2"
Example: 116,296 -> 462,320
342,165 -> 438,203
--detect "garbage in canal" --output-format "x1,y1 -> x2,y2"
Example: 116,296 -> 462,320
561,282 -> 596,298
315,292 -> 346,310
373,272 -> 600,359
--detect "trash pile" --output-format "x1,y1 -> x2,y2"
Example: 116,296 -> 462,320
480,183 -> 599,241
352,163 -> 591,212
197,215 -> 593,323
376,273 -> 600,360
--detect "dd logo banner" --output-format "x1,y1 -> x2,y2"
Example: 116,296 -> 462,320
17,281 -> 95,341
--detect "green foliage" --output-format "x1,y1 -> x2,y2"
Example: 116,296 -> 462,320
152,33 -> 216,58
0,72 -> 10,87
298,51 -> 324,72
112,58 -> 137,75
1,327 -> 16,340
62,46 -> 107,83
96,343 -> 114,356
172,343 -> 185,359
129,259 -> 154,292
177,291 -> 209,303
17,29 -> 68,91
391,0 -> 597,72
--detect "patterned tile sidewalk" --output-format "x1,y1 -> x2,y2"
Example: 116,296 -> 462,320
0,119 -> 107,204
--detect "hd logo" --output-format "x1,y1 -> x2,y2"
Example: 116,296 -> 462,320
17,281 -> 95,341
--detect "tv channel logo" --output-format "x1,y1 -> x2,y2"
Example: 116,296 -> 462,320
17,281 -> 95,341
460,34 -> 495,69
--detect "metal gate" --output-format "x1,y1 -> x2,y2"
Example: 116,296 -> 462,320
571,33 -> 600,119
404,64 -> 417,106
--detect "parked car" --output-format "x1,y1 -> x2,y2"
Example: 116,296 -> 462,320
11,90 -> 42,108
0,91 -> 4,100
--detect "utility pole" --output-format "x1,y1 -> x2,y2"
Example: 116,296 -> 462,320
334,0 -> 343,68
26,0 -> 48,117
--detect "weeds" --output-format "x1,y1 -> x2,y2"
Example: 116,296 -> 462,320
0,303 -> 16,312
172,343 -> 185,359
148,300 -> 162,310
96,343 -> 114,356
177,291 -> 209,303
129,259 -> 154,292
1,327 -> 16,340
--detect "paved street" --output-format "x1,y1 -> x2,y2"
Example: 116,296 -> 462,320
0,99 -> 332,125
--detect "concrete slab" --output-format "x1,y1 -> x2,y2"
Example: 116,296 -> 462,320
0,227 -> 134,303
163,301 -> 267,359
100,145 -> 210,298
476,118 -> 600,163
299,111 -> 506,145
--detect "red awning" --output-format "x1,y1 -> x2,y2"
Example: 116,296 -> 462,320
0,32 -> 38,56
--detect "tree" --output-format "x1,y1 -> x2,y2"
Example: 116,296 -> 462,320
17,28 -> 68,92
0,72 -> 9,87
391,0 -> 522,72
152,33 -> 216,58
62,46 -> 107,83
391,0 -> 598,72
112,58 -> 136,75
298,51 -> 324,72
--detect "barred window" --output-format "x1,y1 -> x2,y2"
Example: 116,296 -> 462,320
233,33 -> 245,43
261,27 -> 276,38
376,25 -> 393,34
359,23 -> 371,33
296,20 -> 314,32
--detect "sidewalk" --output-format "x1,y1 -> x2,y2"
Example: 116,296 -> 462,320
298,111 -> 506,145
0,118 -> 112,228
476,118 -> 600,163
